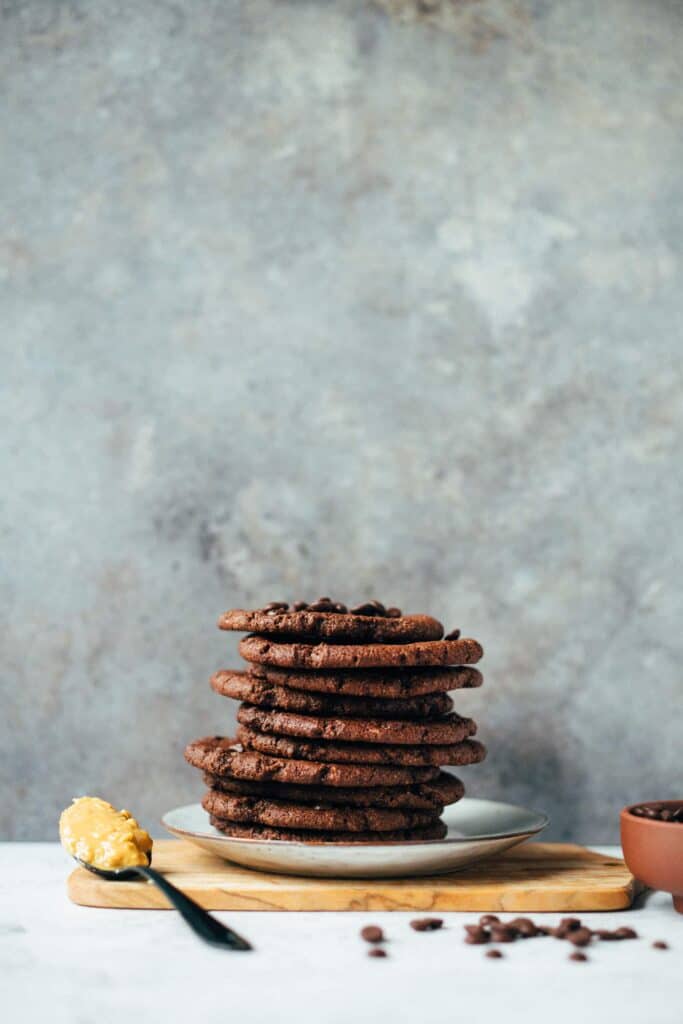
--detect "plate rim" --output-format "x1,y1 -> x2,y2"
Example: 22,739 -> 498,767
161,797 -> 550,848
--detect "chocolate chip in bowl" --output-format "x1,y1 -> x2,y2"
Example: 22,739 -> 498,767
621,800 -> 683,913
630,803 -> 683,823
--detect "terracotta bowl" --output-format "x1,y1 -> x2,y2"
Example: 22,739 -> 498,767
621,801 -> 683,913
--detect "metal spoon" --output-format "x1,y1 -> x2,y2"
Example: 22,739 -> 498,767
75,853 -> 252,950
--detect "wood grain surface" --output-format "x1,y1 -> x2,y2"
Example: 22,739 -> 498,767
67,840 -> 639,912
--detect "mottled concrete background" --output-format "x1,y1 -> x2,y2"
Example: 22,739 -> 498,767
2,0 -> 682,841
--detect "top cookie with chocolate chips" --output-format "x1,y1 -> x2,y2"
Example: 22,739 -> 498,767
218,599 -> 443,643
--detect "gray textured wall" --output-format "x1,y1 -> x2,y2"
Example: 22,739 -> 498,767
2,0 -> 682,841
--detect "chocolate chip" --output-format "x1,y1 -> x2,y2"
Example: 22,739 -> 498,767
552,917 -> 583,938
464,927 -> 490,945
410,917 -> 443,932
653,941 -> 669,950
569,951 -> 588,962
368,947 -> 387,958
489,926 -> 516,943
350,602 -> 382,616
595,929 -> 621,941
309,598 -> 335,612
369,600 -> 386,614
508,917 -> 538,938
444,629 -> 461,640
631,804 -> 683,822
292,601 -> 309,611
385,607 -> 402,617
567,928 -> 593,948
479,914 -> 500,926
614,927 -> 638,940
333,602 -> 348,613
360,925 -> 384,944
485,949 -> 504,959
262,601 -> 289,613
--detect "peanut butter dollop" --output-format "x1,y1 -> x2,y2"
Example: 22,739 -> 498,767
59,796 -> 153,871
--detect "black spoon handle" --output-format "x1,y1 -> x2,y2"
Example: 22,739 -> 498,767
134,865 -> 252,950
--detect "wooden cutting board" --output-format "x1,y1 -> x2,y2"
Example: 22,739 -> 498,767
67,840 -> 639,912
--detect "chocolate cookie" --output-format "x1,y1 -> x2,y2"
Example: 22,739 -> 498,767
202,789 -> 441,832
237,726 -> 488,767
247,663 -> 483,698
237,704 -> 477,746
185,736 -> 441,787
203,770 -> 464,810
208,816 -> 448,843
211,670 -> 454,718
239,635 -> 483,670
219,608 -> 443,643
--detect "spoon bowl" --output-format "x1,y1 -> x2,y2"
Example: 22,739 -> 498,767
76,849 -> 153,881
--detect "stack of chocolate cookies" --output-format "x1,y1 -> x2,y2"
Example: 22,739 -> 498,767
185,599 -> 485,843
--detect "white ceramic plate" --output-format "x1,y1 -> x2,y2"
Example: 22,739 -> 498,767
161,798 -> 549,878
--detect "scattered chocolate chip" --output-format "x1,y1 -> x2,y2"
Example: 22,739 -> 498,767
333,602 -> 348,613
569,951 -> 588,962
385,607 -> 402,617
462,915 -> 560,948
595,929 -> 621,941
368,947 -> 387,958
553,918 -> 583,939
614,927 -> 638,940
410,917 -> 443,932
262,601 -> 289,613
567,928 -> 593,948
308,598 -> 335,611
360,925 -> 384,944
370,600 -> 386,613
292,601 -> 308,611
485,949 -> 504,959
444,629 -> 461,640
653,941 -> 669,950
508,917 -> 538,938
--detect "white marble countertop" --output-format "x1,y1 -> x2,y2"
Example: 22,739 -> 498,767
1,843 -> 679,1024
